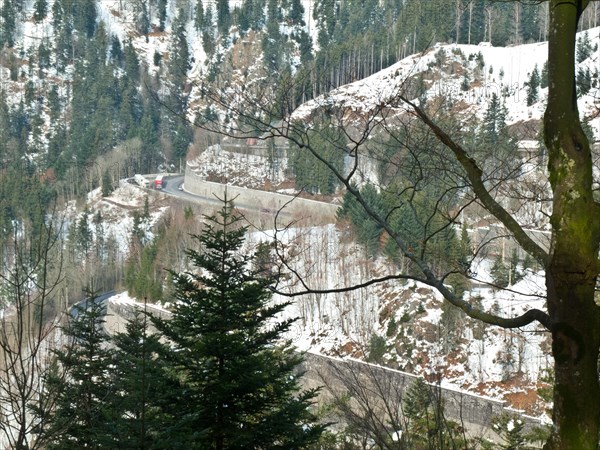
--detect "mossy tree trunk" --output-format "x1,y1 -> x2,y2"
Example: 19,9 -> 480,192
544,1 -> 600,448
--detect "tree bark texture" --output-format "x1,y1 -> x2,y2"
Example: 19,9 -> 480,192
543,1 -> 600,448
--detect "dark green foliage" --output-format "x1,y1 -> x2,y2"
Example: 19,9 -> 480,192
478,95 -> 518,176
126,241 -> 163,302
482,93 -> 508,144
168,9 -> 191,111
75,206 -> 93,258
0,162 -> 57,248
526,65 -> 540,106
32,0 -> 48,22
386,317 -> 398,338
509,248 -> 524,285
153,49 -> 161,66
540,61 -> 548,89
381,185 -> 464,276
110,36 -> 125,67
461,75 -> 470,91
101,169 -> 113,197
290,123 -> 345,195
577,31 -> 593,63
338,184 -> 385,256
492,413 -> 527,450
152,198 -> 325,449
157,0 -> 167,31
403,378 -> 465,449
577,66 -> 592,98
490,254 -> 510,288
171,119 -> 193,160
216,0 -> 230,34
194,0 -> 205,31
43,291 -> 117,449
72,0 -> 97,38
0,0 -> 16,48
440,300 -> 464,350
111,309 -> 170,448
262,13 -> 284,72
289,0 -> 304,25
366,334 -> 387,363
135,0 -> 150,38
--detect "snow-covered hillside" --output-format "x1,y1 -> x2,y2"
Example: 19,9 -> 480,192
7,0 -> 600,423
293,30 -> 600,137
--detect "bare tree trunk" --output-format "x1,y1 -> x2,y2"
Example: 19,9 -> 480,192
0,219 -> 64,450
513,1 -> 521,44
468,1 -> 473,44
544,1 -> 600,448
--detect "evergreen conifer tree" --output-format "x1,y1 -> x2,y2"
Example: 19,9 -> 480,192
540,60 -> 548,89
111,308 -> 171,448
482,93 -> 507,143
577,30 -> 593,63
32,0 -> 48,23
42,291 -> 117,449
216,0 -> 230,35
491,254 -> 510,288
152,198 -> 325,449
168,9 -> 191,110
158,0 -> 167,31
0,0 -> 16,48
194,0 -> 205,31
526,64 -> 540,106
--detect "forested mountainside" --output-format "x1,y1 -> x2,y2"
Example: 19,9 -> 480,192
1,0 -> 599,186
0,0 -> 599,446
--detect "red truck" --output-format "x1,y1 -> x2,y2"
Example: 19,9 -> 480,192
154,174 -> 164,189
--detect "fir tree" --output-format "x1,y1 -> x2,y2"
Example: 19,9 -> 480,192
168,9 -> 191,109
101,169 -> 113,197
194,0 -> 205,31
216,0 -> 230,34
32,0 -> 48,23
526,64 -> 540,106
42,291 -> 117,449
289,0 -> 305,26
492,413 -> 527,449
0,0 -> 16,48
73,0 -> 97,38
338,184 -> 385,256
577,30 -> 593,63
158,0 -> 167,31
111,308 -> 171,448
152,198 -> 325,449
136,0 -> 150,40
540,60 -> 548,89
491,253 -> 510,288
577,66 -> 592,98
483,93 -> 508,144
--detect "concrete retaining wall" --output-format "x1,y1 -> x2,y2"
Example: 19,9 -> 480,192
184,164 -> 339,223
106,301 -> 543,442
300,352 -> 543,433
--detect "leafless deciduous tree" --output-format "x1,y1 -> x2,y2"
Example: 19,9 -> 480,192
0,216 -> 65,450
188,1 -> 600,447
310,354 -> 473,449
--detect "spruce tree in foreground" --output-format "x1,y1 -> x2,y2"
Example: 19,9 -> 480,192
111,308 -> 170,448
43,292 -> 117,449
153,198 -> 325,449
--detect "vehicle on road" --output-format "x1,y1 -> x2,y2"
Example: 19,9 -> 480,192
134,174 -> 150,188
154,174 -> 164,189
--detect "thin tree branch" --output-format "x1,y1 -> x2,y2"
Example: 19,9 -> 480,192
399,96 -> 550,267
